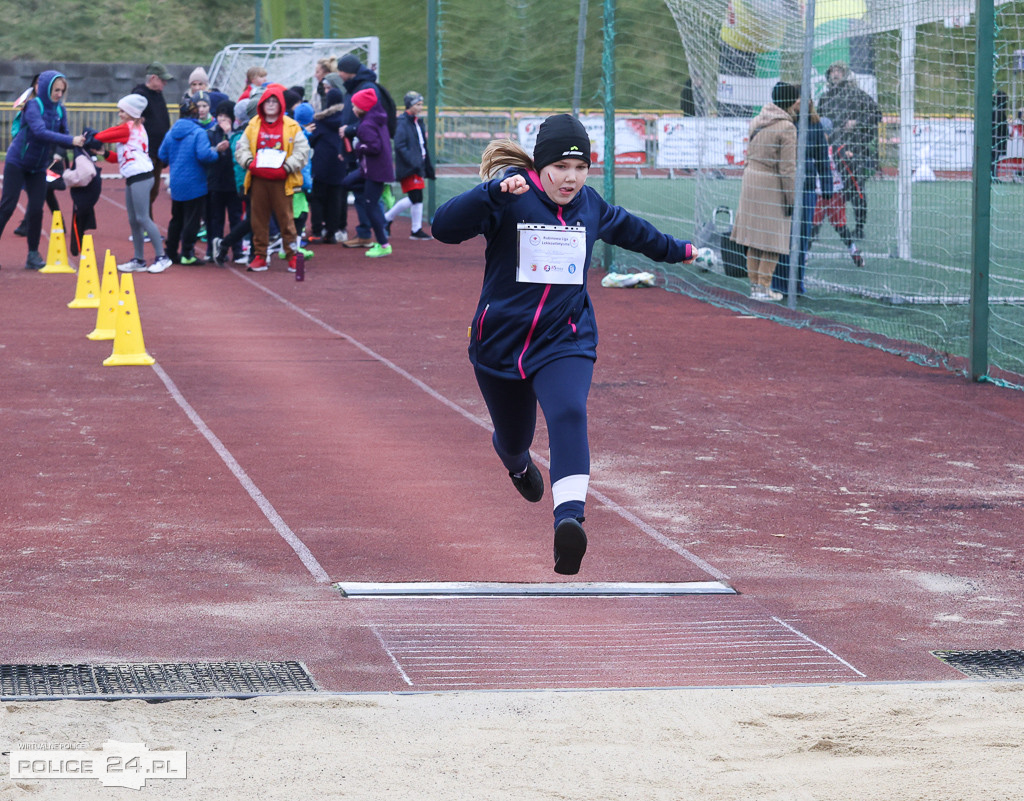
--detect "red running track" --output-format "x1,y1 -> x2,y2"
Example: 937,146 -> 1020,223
2,174 -> 1023,692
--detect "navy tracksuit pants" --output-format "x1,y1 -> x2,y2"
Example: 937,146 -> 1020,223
474,355 -> 593,526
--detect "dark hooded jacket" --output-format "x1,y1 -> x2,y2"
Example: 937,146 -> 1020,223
7,70 -> 75,171
432,169 -> 691,379
307,88 -> 348,185
394,110 -> 434,182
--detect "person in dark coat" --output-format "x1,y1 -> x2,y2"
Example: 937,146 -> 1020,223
132,62 -> 174,216
337,54 -> 386,248
307,87 -> 349,243
385,91 -> 435,239
817,62 -> 880,238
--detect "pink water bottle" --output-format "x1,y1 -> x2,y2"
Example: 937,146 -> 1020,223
295,251 -> 305,282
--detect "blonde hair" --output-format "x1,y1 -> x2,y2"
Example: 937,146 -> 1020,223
317,57 -> 336,72
479,138 -> 534,180
246,66 -> 268,84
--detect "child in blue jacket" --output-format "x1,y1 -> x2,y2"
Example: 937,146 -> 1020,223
159,95 -> 226,264
432,113 -> 695,575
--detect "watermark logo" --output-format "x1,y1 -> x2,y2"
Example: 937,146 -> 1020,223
10,741 -> 187,790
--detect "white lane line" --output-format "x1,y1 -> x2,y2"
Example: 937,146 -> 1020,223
368,624 -> 413,686
151,361 -> 331,583
771,616 -> 867,678
236,271 -> 731,582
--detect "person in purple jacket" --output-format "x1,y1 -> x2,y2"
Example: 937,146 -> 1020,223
432,113 -> 695,575
342,87 -> 394,258
0,70 -> 85,270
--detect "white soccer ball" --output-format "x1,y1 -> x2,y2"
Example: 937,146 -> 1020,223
695,247 -> 717,271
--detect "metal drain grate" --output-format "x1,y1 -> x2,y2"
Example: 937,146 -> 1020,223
932,649 -> 1024,679
1,661 -> 318,697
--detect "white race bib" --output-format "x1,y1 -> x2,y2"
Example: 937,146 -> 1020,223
516,224 -> 586,285
255,148 -> 286,169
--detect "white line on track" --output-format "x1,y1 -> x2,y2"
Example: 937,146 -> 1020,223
151,361 -> 331,583
234,270 -> 731,583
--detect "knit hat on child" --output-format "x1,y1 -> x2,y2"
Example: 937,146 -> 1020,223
117,93 -> 148,120
352,88 -> 377,111
189,66 -> 209,85
404,91 -> 424,109
293,102 -> 314,126
532,113 -> 591,172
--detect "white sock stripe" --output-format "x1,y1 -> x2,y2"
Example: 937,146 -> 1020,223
551,474 -> 590,507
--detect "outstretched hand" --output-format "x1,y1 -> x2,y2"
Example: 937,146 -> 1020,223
499,174 -> 529,195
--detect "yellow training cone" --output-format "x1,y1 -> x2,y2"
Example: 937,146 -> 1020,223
68,235 -> 100,309
39,210 -> 75,274
103,272 -> 155,366
87,250 -> 119,340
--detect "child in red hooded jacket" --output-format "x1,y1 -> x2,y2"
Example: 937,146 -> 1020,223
235,83 -> 310,272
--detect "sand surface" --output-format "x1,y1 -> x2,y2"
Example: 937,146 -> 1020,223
3,681 -> 1024,799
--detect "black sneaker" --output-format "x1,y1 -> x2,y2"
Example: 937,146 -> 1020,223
409,229 -> 433,240
13,220 -> 28,237
24,250 -> 45,270
509,460 -> 544,503
553,518 -> 587,575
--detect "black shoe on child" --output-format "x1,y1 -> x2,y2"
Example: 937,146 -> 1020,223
553,518 -> 587,575
24,250 -> 46,270
13,220 -> 28,237
509,460 -> 544,503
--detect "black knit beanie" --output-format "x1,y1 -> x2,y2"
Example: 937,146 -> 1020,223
771,81 -> 800,111
533,114 -> 592,172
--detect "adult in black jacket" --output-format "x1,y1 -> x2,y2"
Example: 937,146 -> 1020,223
132,62 -> 174,216
308,87 -> 349,243
817,62 -> 880,238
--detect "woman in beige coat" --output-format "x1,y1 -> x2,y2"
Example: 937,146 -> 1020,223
732,82 -> 799,301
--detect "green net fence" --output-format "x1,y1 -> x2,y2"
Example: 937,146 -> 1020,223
421,0 -> 1024,388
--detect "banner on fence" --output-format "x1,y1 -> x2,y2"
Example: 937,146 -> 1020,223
655,117 -> 750,169
653,115 -> 979,171
517,116 -> 647,165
